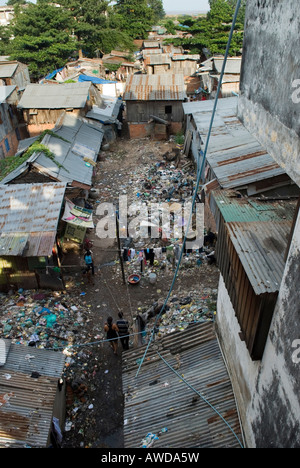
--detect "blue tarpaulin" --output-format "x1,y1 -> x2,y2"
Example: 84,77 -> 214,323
45,67 -> 64,80
78,74 -> 117,84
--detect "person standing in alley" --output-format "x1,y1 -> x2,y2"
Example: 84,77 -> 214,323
83,250 -> 95,285
104,316 -> 119,355
116,312 -> 129,351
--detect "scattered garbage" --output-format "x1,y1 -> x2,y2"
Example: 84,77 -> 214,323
141,432 -> 159,448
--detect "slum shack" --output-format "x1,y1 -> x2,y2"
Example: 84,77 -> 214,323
0,113 -> 104,204
0,182 -> 66,292
17,82 -> 102,137
124,74 -> 187,140
210,190 -> 297,360
0,60 -> 31,90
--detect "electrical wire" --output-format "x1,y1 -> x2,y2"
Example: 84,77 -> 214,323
135,0 -> 243,378
156,350 -> 244,449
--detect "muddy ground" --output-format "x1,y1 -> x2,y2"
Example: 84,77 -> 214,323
58,133 -> 220,448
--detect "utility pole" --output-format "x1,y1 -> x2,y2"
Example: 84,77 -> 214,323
116,211 -> 126,285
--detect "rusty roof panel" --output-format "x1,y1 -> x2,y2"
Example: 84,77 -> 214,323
124,74 -> 187,101
210,190 -> 296,224
183,97 -> 287,190
122,322 -> 244,448
0,183 -> 66,257
0,341 -> 66,448
226,221 -> 291,295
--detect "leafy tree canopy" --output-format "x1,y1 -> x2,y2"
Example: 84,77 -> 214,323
114,0 -> 156,39
8,0 -> 78,80
175,0 -> 245,56
148,0 -> 165,23
57,0 -> 135,56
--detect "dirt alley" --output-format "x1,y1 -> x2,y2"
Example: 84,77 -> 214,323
61,133 -> 220,449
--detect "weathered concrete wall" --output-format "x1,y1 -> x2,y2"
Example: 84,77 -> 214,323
250,211 -> 300,448
215,0 -> 300,448
238,0 -> 300,186
216,211 -> 300,448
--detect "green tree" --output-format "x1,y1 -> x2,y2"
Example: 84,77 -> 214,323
114,0 -> 154,39
148,0 -> 165,23
175,0 -> 244,56
8,1 -> 77,80
0,25 -> 13,55
57,0 -> 134,56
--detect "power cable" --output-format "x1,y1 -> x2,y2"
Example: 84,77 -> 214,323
135,0 -> 243,378
156,350 -> 244,449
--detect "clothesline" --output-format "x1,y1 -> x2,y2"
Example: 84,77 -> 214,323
122,244 -> 192,265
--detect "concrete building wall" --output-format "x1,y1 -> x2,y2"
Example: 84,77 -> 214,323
237,0 -> 300,186
217,209 -> 300,448
215,0 -> 300,448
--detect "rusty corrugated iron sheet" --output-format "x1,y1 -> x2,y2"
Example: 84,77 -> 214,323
124,74 -> 187,101
183,97 -> 290,193
0,183 -> 66,257
0,341 -> 66,448
122,322 -> 244,448
226,221 -> 291,295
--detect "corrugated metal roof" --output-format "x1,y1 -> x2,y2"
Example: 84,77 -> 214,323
0,340 -> 65,448
149,54 -> 171,66
226,221 -> 290,295
210,190 -> 296,295
0,85 -> 16,103
1,114 -> 104,188
0,62 -> 18,78
86,96 -> 122,124
183,97 -> 286,191
18,82 -> 92,109
143,41 -> 161,48
0,183 -> 66,256
124,74 -> 187,102
210,190 -> 296,224
213,57 -> 242,74
122,322 -> 244,449
172,54 -> 200,61
142,49 -> 163,58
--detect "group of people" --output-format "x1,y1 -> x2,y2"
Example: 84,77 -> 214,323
82,243 -> 130,355
104,312 -> 130,355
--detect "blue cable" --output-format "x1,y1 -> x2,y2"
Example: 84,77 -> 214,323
136,0 -> 242,378
156,351 -> 245,448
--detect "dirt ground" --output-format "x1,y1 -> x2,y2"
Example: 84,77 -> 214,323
60,133 -> 220,449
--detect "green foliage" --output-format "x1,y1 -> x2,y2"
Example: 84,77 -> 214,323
0,25 -> 13,56
161,19 -> 176,35
175,131 -> 185,145
177,0 -> 245,56
8,1 -> 78,80
148,0 -> 165,23
104,62 -> 122,73
0,152 -> 30,181
0,0 -> 164,80
114,0 -> 155,39
56,0 -> 136,56
23,142 -> 67,170
0,130 -> 70,181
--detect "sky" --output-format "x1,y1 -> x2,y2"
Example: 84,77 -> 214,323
0,0 -> 211,12
163,0 -> 210,13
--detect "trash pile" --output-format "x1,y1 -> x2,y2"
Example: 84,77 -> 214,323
135,287 -> 218,342
155,289 -> 218,336
0,289 -> 91,350
0,286 -> 107,440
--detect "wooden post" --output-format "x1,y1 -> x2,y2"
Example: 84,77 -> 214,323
116,213 -> 126,285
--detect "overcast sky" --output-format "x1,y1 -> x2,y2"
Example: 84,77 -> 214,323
163,0 -> 210,13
